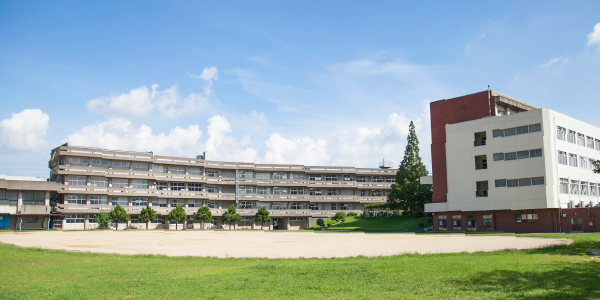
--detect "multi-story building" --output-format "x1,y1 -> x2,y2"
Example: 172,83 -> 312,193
423,89 -> 600,233
18,144 -> 392,230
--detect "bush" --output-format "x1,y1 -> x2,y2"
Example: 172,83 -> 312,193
414,211 -> 424,218
347,212 -> 357,217
164,221 -> 170,229
316,219 -> 325,227
335,211 -> 347,221
418,223 -> 424,228
393,209 -> 402,216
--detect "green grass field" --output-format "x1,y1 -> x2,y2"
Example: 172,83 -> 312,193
326,216 -> 432,231
1,232 -> 599,299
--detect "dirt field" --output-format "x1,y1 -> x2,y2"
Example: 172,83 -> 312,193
0,230 -> 570,258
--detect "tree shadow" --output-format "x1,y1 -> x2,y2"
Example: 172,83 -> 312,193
524,234 -> 600,256
453,262 -> 600,299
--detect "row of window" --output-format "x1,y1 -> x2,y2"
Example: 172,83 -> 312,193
559,179 -> 600,197
66,214 -> 307,224
557,151 -> 597,170
556,126 -> 600,150
492,123 -> 542,138
437,214 -> 493,231
0,190 -> 45,205
493,149 -> 542,161
494,177 -> 545,188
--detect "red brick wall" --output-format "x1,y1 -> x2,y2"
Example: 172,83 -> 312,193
430,91 -> 494,203
560,208 -> 600,233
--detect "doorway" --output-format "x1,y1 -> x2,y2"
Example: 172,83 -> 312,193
571,218 -> 583,232
273,218 -> 279,230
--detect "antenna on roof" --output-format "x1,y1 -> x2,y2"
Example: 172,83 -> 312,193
488,84 -> 492,116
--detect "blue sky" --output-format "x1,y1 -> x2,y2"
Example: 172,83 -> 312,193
1,0 -> 599,178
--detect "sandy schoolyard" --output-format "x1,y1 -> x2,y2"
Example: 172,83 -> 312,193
0,230 -> 570,258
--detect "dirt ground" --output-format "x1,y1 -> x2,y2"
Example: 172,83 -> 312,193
0,230 -> 570,258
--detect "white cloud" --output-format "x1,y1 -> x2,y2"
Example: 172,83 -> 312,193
204,115 -> 257,162
588,22 -> 600,49
261,133 -> 329,166
0,109 -> 49,151
87,67 -> 218,117
243,111 -> 268,128
539,55 -> 568,70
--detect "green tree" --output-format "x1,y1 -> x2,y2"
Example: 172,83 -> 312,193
592,159 -> 600,174
139,204 -> 156,230
316,218 -> 325,227
387,120 -> 432,216
222,204 -> 241,230
168,204 -> 186,230
254,206 -> 271,230
194,206 -> 214,230
109,204 -> 129,230
335,211 -> 347,221
95,209 -> 112,229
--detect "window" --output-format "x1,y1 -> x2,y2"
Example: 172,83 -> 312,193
580,156 -> 588,169
257,187 -> 270,194
205,201 -> 217,208
170,199 -> 184,207
156,182 -> 167,190
205,170 -> 218,177
343,175 -> 353,181
238,186 -> 253,194
272,202 -> 287,210
504,127 -> 516,136
531,177 -> 544,186
188,200 -> 202,208
238,201 -> 252,209
153,165 -> 167,173
570,180 -> 579,195
587,136 -> 595,149
330,203 -> 337,210
132,180 -> 149,189
483,214 -> 493,231
577,133 -> 586,146
130,215 -> 142,224
567,130 -> 576,144
188,183 -> 202,191
581,182 -> 589,196
568,154 -> 578,167
170,182 -> 184,191
132,162 -> 149,171
530,149 -> 542,158
66,195 -> 86,205
290,173 -> 305,180
360,190 -> 367,196
290,188 -> 304,195
22,191 -> 45,205
206,186 -> 217,193
112,161 -> 130,170
68,176 -> 87,186
516,213 -> 538,223
558,151 -> 567,165
385,177 -> 395,183
495,179 -> 507,188
309,203 -> 318,210
112,178 -> 129,188
170,166 -> 185,174
88,215 -> 96,223
309,188 -> 322,196
492,129 -> 505,138
325,175 -> 338,181
90,177 -> 108,187
452,215 -> 462,231
556,126 -> 566,140
238,171 -> 253,178
89,195 -> 108,205
152,199 -> 167,207
372,177 -> 384,182
467,216 -> 476,231
507,179 -> 519,188
91,159 -> 110,168
372,190 -> 383,196
597,139 -> 600,151
504,152 -> 517,161
327,189 -> 337,196
188,167 -> 202,175
309,174 -> 322,181
68,157 -> 89,166
152,216 -> 166,224
340,203 -> 349,210
516,125 -> 529,135
519,178 -> 532,186
132,198 -> 148,206
517,150 -> 530,160
0,191 -> 18,206
290,202 -> 302,209
438,215 -> 447,231
273,172 -> 287,179
66,214 -> 85,223
589,158 -> 596,170
256,173 -> 270,179
273,187 -> 287,195
290,217 -> 304,221
493,153 -> 505,161
497,110 -> 506,116
591,183 -> 598,197
356,176 -> 366,182
559,178 -> 569,194
111,197 -> 128,206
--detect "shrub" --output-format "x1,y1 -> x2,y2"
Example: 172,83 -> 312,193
164,221 -> 170,229
394,209 -> 402,216
316,219 -> 325,227
335,211 -> 347,221
418,223 -> 424,228
414,211 -> 424,218
347,212 -> 357,217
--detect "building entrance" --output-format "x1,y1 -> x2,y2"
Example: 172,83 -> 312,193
273,218 -> 279,230
571,218 -> 583,232
0,215 -> 9,228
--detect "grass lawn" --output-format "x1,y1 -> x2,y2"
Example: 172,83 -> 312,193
1,232 -> 599,299
326,216 -> 432,231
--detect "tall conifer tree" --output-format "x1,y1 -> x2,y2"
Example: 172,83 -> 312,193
387,121 -> 432,216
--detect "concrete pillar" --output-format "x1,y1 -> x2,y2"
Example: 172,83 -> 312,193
84,217 -> 89,230
286,218 -> 290,230
251,221 -> 255,230
45,191 -> 50,206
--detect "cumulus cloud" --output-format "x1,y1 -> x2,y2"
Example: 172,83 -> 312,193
588,22 -> 600,49
260,133 -> 330,166
86,67 -> 217,117
0,109 -> 49,151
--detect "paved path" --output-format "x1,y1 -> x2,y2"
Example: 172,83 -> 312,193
0,230 -> 570,258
